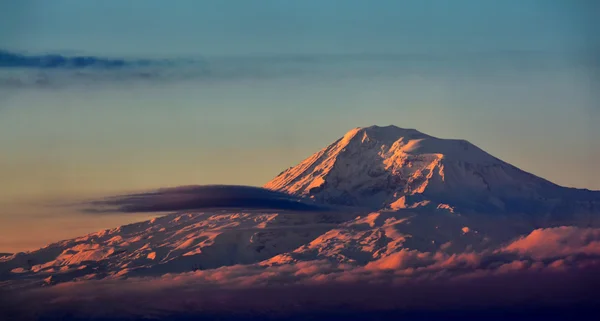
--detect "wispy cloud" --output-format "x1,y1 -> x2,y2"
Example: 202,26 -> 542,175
84,185 -> 326,213
0,49 -> 200,88
0,50 -> 152,69
0,49 -> 585,89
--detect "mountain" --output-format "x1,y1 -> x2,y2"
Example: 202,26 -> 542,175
1,125 -> 599,288
265,125 -> 599,222
1,207 -> 517,288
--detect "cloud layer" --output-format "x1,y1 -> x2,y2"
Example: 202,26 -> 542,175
2,226 -> 599,320
84,185 -> 325,213
0,49 -> 585,89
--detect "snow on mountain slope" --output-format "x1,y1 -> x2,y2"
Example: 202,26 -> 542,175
1,207 -> 539,288
0,209 -> 356,287
265,125 -> 600,219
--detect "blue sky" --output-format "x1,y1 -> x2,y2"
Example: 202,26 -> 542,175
0,0 -> 598,251
1,0 -> 597,56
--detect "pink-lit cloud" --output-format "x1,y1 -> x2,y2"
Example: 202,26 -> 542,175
501,226 -> 600,259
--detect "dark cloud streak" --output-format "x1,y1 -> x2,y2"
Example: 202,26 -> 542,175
0,50 -> 150,69
84,185 -> 326,213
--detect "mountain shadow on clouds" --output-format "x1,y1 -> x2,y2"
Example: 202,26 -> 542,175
85,185 -> 326,213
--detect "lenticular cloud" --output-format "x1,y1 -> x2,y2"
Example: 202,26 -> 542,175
84,185 -> 325,213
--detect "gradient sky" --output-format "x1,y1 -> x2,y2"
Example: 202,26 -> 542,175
1,0 -> 599,252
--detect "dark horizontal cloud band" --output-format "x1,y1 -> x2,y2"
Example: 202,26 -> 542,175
0,50 -> 155,69
85,185 -> 326,213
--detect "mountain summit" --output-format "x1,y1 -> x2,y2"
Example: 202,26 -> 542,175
265,125 -> 599,218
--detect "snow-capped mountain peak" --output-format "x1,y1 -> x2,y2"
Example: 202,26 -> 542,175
265,125 -> 598,216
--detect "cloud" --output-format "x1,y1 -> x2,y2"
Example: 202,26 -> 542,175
0,50 -> 148,69
0,49 -> 202,89
2,261 -> 598,320
83,185 -> 326,213
2,226 -> 600,320
501,226 -> 600,259
0,49 -> 586,89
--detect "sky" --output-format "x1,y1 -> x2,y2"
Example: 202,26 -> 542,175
0,0 -> 599,252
